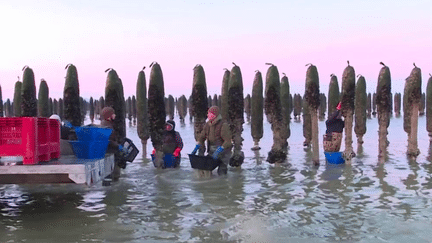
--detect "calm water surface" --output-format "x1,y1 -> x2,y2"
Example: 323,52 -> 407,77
1,115 -> 432,242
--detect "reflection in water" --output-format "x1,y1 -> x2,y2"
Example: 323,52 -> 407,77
1,116 -> 432,242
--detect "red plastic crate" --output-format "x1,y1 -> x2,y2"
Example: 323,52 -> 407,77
0,117 -> 60,164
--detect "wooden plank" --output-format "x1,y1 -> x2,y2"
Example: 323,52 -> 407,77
0,154 -> 115,185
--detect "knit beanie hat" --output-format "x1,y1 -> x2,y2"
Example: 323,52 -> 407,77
101,107 -> 115,121
207,106 -> 219,121
165,120 -> 175,131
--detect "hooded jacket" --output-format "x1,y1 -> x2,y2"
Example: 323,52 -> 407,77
197,114 -> 232,150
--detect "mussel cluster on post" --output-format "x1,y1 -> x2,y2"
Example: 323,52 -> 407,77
354,75 -> 367,153
403,64 -> 421,158
328,74 -> 340,119
228,63 -> 244,167
191,64 -> 208,143
136,67 -> 149,156
280,74 -> 291,148
427,74 -> 432,145
13,80 -> 22,117
148,62 -> 166,167
64,64 -> 81,126
38,79 -> 50,118
265,63 -> 287,163
21,66 -> 37,117
304,64 -> 320,164
251,70 -> 263,150
341,61 -> 356,160
376,62 -> 392,160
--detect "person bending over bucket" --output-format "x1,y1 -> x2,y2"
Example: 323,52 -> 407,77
152,120 -> 183,168
323,102 -> 344,152
100,107 -> 128,179
192,106 -> 232,175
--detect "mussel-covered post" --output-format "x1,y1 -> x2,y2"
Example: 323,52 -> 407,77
13,81 -> 22,117
367,93 -> 372,118
319,93 -> 326,120
89,97 -> 94,123
168,95 -> 175,120
212,94 -> 218,107
126,97 -> 132,122
403,64 -> 421,158
328,74 -> 340,119
304,64 -> 320,164
293,94 -> 302,120
21,66 -> 37,117
137,67 -> 149,157
192,64 -> 208,155
220,69 -> 230,123
49,98 -> 53,116
341,62 -> 356,160
244,94 -> 251,122
37,79 -> 50,117
188,95 -> 193,122
132,95 -> 137,123
58,98 -> 64,120
420,93 -> 426,116
265,63 -> 287,163
53,99 -> 58,116
394,93 -> 401,117
376,62 -> 392,159
280,74 -> 291,148
426,74 -> 432,144
228,63 -> 244,167
178,95 -> 188,122
302,94 -> 311,146
354,75 -> 367,153
251,71 -> 263,150
64,64 -> 81,126
148,63 -> 166,167
105,68 -> 126,177
4,99 -> 10,117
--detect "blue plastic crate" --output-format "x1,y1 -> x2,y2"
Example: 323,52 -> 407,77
74,126 -> 112,141
324,152 -> 345,164
69,140 -> 110,159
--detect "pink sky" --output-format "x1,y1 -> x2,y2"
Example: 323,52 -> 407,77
0,0 -> 431,101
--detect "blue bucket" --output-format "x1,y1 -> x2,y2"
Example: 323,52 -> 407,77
74,126 -> 112,141
69,140 -> 110,159
151,153 -> 178,168
324,152 -> 345,164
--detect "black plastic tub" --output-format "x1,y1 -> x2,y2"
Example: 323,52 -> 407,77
188,154 -> 221,171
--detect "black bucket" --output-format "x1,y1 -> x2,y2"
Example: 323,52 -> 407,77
118,137 -> 139,162
188,154 -> 221,171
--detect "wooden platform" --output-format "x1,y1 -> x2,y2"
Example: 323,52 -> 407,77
0,154 -> 115,185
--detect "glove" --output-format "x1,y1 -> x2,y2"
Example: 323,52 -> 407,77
212,146 -> 224,160
336,102 -> 342,110
64,120 -> 73,128
191,144 -> 201,155
173,147 -> 181,157
118,145 -> 126,153
152,148 -> 156,155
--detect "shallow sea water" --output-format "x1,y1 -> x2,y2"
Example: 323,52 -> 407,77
1,114 -> 432,242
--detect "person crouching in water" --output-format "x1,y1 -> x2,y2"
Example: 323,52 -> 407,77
152,120 -> 183,168
323,102 -> 344,152
192,106 -> 232,175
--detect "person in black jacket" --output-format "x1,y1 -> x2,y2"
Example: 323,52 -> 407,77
324,102 -> 344,152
